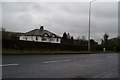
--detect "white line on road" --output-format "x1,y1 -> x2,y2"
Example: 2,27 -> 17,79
43,59 -> 71,63
92,72 -> 107,78
92,69 -> 117,78
0,64 -> 19,67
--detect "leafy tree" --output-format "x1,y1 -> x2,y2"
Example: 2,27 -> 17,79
62,32 -> 67,40
61,32 -> 74,45
90,39 -> 95,44
70,36 -> 74,45
101,33 -> 109,50
106,37 -> 120,51
103,33 -> 109,43
90,39 -> 98,51
101,33 -> 109,45
61,32 -> 67,44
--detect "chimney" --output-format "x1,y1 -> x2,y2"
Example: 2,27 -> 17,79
40,26 -> 44,30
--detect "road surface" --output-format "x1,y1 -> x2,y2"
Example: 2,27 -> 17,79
2,53 -> 119,79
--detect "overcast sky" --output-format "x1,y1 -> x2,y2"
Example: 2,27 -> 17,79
1,1 -> 119,43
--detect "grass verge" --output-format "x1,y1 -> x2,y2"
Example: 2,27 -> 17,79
2,49 -> 116,55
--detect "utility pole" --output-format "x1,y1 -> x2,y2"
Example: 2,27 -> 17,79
88,0 -> 97,51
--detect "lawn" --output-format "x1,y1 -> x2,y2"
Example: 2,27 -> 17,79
2,49 -> 115,55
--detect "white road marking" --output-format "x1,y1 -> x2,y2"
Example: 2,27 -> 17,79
43,59 -> 71,63
92,69 -> 117,78
0,64 -> 19,67
92,72 -> 107,78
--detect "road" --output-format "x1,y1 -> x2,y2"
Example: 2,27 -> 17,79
2,53 -> 119,79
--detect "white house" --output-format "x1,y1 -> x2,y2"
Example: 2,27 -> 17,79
19,26 -> 61,44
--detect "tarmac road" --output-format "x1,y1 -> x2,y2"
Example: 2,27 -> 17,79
2,53 -> 119,78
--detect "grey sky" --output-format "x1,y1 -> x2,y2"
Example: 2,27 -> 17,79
2,2 -> 118,43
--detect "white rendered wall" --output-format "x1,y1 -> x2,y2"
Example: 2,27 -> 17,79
27,36 -> 32,41
51,38 -> 61,43
19,36 -> 26,40
19,36 -> 61,44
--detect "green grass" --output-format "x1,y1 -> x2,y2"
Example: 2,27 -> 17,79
2,49 -> 116,55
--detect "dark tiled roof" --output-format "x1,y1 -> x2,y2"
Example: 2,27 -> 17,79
22,29 -> 61,38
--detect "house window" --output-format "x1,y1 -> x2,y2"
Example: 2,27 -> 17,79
42,37 -> 46,41
56,38 -> 59,42
26,37 -> 27,40
36,37 -> 38,40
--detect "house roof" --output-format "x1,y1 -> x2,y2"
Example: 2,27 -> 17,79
21,26 -> 61,38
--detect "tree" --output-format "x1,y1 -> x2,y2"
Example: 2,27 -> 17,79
81,36 -> 86,41
90,39 -> 95,44
67,33 -> 70,39
104,33 -> 109,43
70,36 -> 74,45
76,36 -> 86,41
61,32 -> 74,45
1,27 -> 6,32
101,33 -> 109,50
76,36 -> 81,41
90,39 -> 98,51
62,32 -> 67,40
61,32 -> 67,44
101,33 -> 109,45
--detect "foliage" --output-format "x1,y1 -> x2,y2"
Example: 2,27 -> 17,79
2,30 -> 120,52
101,33 -> 109,45
62,32 -> 67,40
2,31 -> 22,40
100,33 -> 120,51
61,32 -> 74,45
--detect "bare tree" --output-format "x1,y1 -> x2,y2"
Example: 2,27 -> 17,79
76,36 -> 81,41
77,36 -> 86,41
81,36 -> 86,41
1,27 -> 6,32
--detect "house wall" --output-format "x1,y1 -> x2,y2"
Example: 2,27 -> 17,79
51,38 -> 61,43
19,36 -> 61,44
